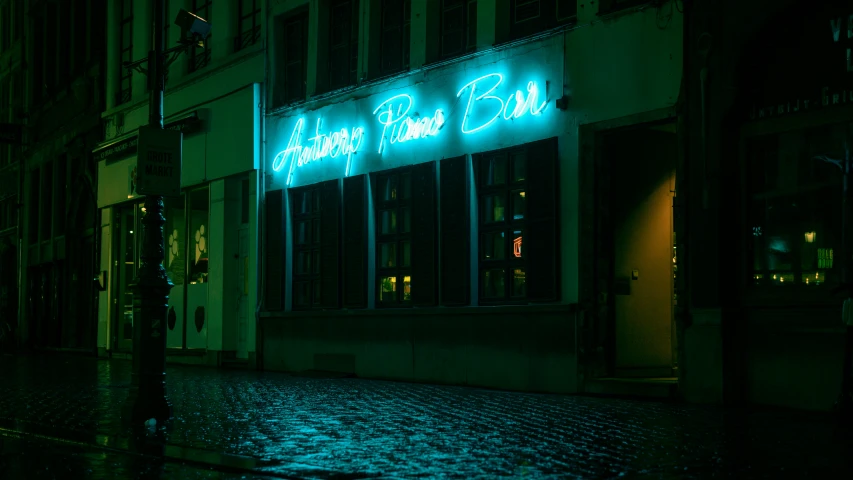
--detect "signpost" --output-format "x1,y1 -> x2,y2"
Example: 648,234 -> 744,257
136,126 -> 182,197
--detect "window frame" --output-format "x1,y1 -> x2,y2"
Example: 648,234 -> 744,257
189,0 -> 213,73
372,167 -> 415,307
117,0 -> 134,105
289,184 -> 324,310
476,149 -> 529,304
327,0 -> 360,91
274,8 -> 308,107
235,0 -> 261,52
508,0 -> 576,41
439,0 -> 477,60
378,0 -> 410,75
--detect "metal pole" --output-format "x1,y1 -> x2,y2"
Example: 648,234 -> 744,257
126,0 -> 173,424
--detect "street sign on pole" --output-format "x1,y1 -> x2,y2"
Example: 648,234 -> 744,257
136,125 -> 182,196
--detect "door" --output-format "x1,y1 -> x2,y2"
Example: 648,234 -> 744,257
113,204 -> 138,351
608,124 -> 678,378
237,227 -> 249,359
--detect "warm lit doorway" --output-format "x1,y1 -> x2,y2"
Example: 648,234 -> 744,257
603,122 -> 679,381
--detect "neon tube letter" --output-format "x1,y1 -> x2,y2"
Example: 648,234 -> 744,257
373,94 -> 445,154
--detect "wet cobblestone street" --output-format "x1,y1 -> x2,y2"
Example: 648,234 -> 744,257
1,354 -> 852,479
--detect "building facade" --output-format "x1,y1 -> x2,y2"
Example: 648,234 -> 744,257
11,0 -> 107,352
683,0 -> 853,411
94,0 -> 265,366
259,0 -> 684,395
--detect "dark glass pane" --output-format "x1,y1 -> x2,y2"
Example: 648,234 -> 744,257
296,221 -> 308,245
402,275 -> 412,301
380,175 -> 398,201
401,208 -> 411,233
296,251 -> 311,274
312,219 -> 320,244
402,241 -> 411,267
467,1 -> 477,49
482,268 -> 505,299
380,242 -> 397,267
294,281 -> 310,307
400,173 -> 411,199
482,232 -> 505,260
512,190 -> 526,220
480,155 -> 507,186
482,195 -> 506,223
313,250 -> 320,274
512,152 -> 526,182
381,210 -> 397,234
511,268 -> 526,297
313,280 -> 321,303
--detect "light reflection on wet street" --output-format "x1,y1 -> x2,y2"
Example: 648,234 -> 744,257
1,354 -> 853,479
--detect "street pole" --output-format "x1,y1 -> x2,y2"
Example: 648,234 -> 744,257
126,0 -> 173,424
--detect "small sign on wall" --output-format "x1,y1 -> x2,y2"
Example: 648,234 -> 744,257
137,126 -> 183,197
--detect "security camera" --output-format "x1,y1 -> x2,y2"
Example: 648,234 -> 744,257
175,9 -> 211,48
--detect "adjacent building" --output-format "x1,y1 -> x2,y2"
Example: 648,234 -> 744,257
94,0 -> 265,366
259,0 -> 685,395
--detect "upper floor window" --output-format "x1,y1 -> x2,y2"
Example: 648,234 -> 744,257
509,0 -> 575,40
474,138 -> 558,304
1,3 -> 10,52
746,123 -> 845,290
440,0 -> 477,60
117,0 -> 133,105
379,0 -> 410,75
328,0 -> 360,91
273,9 -> 308,107
235,0 -> 261,51
189,0 -> 213,72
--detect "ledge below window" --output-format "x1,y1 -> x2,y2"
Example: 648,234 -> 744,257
261,303 -> 577,320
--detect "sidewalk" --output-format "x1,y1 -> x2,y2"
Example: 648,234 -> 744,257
1,353 -> 852,479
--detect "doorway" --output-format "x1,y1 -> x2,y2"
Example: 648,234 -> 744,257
603,122 -> 678,379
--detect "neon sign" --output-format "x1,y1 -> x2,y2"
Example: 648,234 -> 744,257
373,94 -> 445,154
456,73 -> 548,134
271,118 -> 365,186
513,236 -> 523,258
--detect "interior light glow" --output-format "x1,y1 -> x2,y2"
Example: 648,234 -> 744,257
373,94 -> 444,154
456,73 -> 548,134
271,117 -> 365,186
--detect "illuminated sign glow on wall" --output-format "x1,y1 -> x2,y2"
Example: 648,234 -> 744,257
271,72 -> 552,183
373,94 -> 445,154
272,118 -> 365,186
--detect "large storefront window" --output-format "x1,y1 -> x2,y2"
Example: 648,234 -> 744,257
189,188 -> 210,284
164,196 -> 186,286
747,122 -> 845,288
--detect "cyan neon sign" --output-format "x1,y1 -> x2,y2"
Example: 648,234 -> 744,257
456,73 -> 547,134
372,94 -> 445,154
271,72 -> 551,182
271,118 -> 364,186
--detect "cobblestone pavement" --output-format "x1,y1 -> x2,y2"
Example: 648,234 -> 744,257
1,354 -> 852,479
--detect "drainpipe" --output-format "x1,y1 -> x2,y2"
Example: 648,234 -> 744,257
254,4 -> 270,371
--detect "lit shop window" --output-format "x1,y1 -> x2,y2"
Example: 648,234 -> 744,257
747,123 -> 845,288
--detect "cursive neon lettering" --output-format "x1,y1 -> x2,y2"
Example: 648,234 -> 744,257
457,73 -> 548,134
373,94 -> 445,154
271,117 -> 364,186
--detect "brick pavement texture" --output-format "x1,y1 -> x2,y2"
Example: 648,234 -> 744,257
1,354 -> 852,479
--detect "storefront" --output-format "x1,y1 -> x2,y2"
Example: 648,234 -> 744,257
94,85 -> 262,366
261,8 -> 683,394
682,0 -> 853,410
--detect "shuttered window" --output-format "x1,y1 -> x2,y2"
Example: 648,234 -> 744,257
265,190 -> 285,310
373,162 -> 436,307
273,9 -> 308,107
440,155 -> 470,306
474,138 -> 558,303
343,175 -> 367,308
379,0 -> 410,75
290,180 -> 341,310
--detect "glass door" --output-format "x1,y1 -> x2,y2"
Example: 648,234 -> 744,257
114,204 -> 138,351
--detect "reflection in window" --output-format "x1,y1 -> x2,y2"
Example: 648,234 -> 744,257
747,123 -> 844,288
